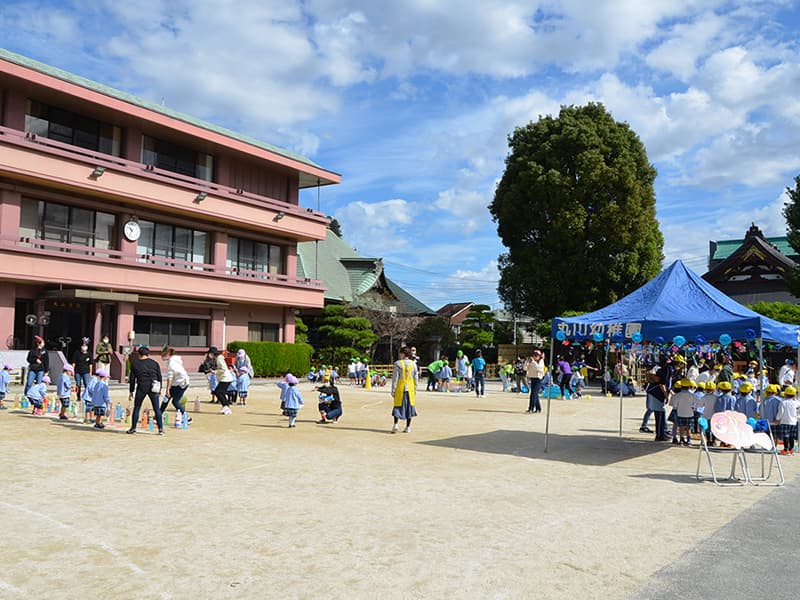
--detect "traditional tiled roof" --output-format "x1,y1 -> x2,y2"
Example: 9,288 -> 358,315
297,229 -> 434,315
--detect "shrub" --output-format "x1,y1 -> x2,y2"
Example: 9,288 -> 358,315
226,341 -> 314,377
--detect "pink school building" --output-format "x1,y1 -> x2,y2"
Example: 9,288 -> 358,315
0,49 -> 339,377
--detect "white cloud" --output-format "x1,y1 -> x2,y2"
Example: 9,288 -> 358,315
334,199 -> 418,253
645,11 -> 729,80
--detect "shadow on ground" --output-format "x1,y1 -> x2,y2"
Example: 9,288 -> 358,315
418,429 -> 670,466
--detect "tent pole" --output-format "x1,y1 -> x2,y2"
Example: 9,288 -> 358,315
758,338 -> 764,403
618,342 -> 624,438
545,337 -> 554,453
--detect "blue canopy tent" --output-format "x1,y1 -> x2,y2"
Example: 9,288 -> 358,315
546,260 -> 800,451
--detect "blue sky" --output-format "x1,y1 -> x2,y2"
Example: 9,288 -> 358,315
2,1 -> 800,311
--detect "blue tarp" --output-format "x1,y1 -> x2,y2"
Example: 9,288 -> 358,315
552,260 -> 799,347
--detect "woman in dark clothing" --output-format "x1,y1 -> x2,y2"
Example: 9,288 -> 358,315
71,338 -> 93,398
126,345 -> 164,435
316,383 -> 342,423
25,336 -> 48,394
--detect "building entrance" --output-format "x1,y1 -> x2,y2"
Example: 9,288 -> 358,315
45,300 -> 91,360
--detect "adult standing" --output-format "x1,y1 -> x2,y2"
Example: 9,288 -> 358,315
234,348 -> 254,377
471,349 -> 486,398
160,346 -> 191,422
779,358 -> 796,389
525,350 -> 545,413
25,335 -> 48,394
646,355 -> 682,441
391,346 -> 418,433
71,337 -> 93,400
126,345 -> 163,435
556,355 -> 573,399
95,334 -> 113,375
208,347 -> 234,414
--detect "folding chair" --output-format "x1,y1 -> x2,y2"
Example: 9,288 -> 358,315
741,422 -> 784,486
695,419 -> 747,486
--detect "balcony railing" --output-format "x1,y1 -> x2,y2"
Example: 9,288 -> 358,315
8,236 -> 324,289
0,125 -> 329,223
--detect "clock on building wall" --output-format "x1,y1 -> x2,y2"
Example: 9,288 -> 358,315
123,219 -> 141,242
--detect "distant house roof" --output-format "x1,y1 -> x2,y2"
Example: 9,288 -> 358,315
437,302 -> 474,323
297,229 -> 434,315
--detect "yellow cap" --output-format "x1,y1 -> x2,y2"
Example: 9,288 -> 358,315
705,381 -> 716,391
696,381 -> 706,390
766,384 -> 779,395
739,382 -> 753,393
672,380 -> 682,390
783,386 -> 797,397
672,354 -> 686,364
718,381 -> 732,391
679,378 -> 692,388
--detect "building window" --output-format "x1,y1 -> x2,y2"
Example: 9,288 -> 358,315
142,135 -> 213,181
133,316 -> 208,348
227,237 -> 284,276
248,322 -> 280,342
136,220 -> 210,268
25,100 -> 121,156
19,197 -> 116,251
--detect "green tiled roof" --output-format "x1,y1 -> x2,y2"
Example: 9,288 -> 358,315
712,236 -> 796,261
0,47 -> 323,170
297,229 -> 434,314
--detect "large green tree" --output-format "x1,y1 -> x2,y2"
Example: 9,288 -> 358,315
782,175 -> 800,295
489,103 -> 664,320
459,304 -> 496,351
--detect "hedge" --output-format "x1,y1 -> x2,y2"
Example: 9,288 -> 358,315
226,341 -> 313,377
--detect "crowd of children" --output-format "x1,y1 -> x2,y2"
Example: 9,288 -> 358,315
643,356 -> 800,453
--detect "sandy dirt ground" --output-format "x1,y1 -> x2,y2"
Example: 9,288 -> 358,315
2,379 -> 795,599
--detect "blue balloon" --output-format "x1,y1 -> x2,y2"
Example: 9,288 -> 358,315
695,334 -> 706,345
631,332 -> 643,343
592,332 -> 604,342
697,417 -> 708,432
555,330 -> 566,341
655,335 -> 665,344
747,417 -> 757,429
719,333 -> 732,345
745,329 -> 756,341
673,335 -> 686,347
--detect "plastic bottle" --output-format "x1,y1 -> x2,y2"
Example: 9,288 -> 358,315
174,412 -> 181,428
148,414 -> 154,432
182,412 -> 188,430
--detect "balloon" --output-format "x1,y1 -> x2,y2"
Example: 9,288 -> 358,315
673,335 -> 686,347
631,332 -> 643,343
562,340 -> 570,346
592,332 -> 604,342
695,334 -> 706,345
745,329 -> 756,341
555,330 -> 566,341
655,335 -> 665,344
697,417 -> 708,432
612,333 -> 623,341
719,333 -> 732,345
